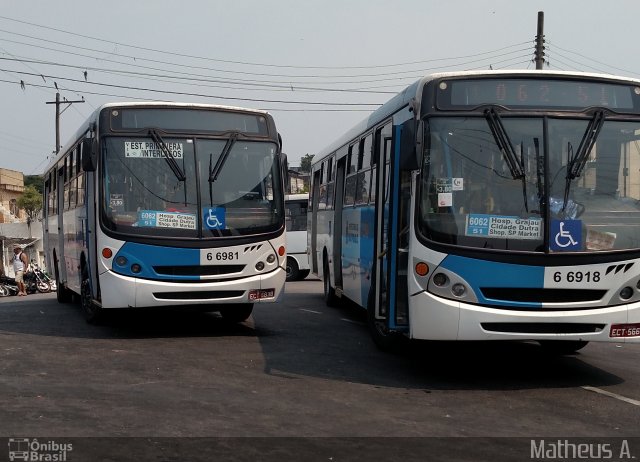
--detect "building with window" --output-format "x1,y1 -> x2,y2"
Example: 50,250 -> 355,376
0,168 -> 25,223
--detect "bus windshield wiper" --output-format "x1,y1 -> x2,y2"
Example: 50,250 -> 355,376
149,129 -> 186,181
485,108 -> 528,212
209,132 -> 239,183
562,110 -> 606,210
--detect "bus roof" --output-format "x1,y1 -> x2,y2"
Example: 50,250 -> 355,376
313,70 -> 640,165
43,102 -> 273,174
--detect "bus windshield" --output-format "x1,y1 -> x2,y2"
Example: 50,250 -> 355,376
102,136 -> 283,238
418,115 -> 640,252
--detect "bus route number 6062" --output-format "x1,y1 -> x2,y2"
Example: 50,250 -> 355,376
206,251 -> 239,261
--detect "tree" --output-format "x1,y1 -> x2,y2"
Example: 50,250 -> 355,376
300,154 -> 314,173
17,185 -> 43,237
24,175 -> 44,195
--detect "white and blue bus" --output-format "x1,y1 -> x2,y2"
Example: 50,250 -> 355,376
284,193 -> 310,281
310,70 -> 640,352
43,102 -> 287,323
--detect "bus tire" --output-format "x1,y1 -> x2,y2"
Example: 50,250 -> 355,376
81,274 -> 103,324
286,257 -> 299,282
219,303 -> 254,323
55,260 -> 72,304
539,340 -> 589,355
366,289 -> 402,352
323,258 -> 338,307
298,269 -> 310,280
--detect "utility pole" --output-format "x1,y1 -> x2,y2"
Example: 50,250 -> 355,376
534,11 -> 545,70
45,92 -> 85,154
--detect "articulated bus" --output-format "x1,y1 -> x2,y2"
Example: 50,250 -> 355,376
43,102 -> 287,323
284,193 -> 310,281
310,70 -> 640,352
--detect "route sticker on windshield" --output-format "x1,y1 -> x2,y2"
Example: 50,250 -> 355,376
437,178 -> 463,193
550,219 -> 581,251
465,214 -> 542,240
137,210 -> 196,229
124,141 -> 183,159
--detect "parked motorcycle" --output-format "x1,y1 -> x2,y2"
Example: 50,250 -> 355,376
24,263 -> 51,294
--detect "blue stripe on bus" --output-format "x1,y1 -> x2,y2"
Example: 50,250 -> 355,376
112,242 -> 200,280
439,255 -> 544,308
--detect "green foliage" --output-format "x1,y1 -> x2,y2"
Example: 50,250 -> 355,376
24,175 -> 44,195
17,185 -> 43,221
299,154 -> 314,173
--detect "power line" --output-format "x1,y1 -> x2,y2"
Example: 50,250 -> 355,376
0,15 -> 532,71
0,76 -> 383,107
547,41 -> 640,76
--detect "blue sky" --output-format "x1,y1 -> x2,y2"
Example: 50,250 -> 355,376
1,0 -> 639,174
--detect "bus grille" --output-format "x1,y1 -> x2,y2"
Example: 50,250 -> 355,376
153,265 -> 245,276
481,323 -> 605,334
480,288 -> 607,304
153,290 -> 244,300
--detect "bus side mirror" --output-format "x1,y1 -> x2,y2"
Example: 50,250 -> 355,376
399,119 -> 422,171
280,152 -> 289,193
81,137 -> 98,172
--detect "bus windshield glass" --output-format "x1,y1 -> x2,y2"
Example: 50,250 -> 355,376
102,136 -> 283,238
418,116 -> 640,252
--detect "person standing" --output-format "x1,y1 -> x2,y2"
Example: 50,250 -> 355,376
12,246 -> 29,296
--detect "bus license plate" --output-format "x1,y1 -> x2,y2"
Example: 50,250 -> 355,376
610,323 -> 640,338
249,289 -> 275,301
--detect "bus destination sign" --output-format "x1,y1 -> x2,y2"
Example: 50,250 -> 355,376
439,78 -> 638,110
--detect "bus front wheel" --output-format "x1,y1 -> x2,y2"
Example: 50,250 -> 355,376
81,276 -> 103,324
55,261 -> 72,304
286,257 -> 299,282
539,340 -> 589,355
219,303 -> 254,323
323,259 -> 338,307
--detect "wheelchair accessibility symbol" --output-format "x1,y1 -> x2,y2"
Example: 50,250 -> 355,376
204,207 -> 225,230
550,219 -> 581,251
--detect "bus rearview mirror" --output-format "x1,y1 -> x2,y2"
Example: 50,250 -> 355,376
81,137 -> 98,172
399,119 -> 422,171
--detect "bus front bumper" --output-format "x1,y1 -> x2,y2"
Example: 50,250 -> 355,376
98,268 -> 286,309
409,291 -> 640,343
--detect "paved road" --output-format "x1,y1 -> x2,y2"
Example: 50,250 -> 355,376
0,278 -> 638,459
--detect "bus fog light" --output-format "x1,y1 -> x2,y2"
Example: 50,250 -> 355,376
255,261 -> 265,271
433,273 -> 448,287
266,254 -> 276,264
451,283 -> 466,297
115,256 -> 128,266
131,264 -> 142,274
620,286 -> 633,300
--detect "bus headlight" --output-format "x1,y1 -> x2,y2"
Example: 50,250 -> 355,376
266,254 -> 276,264
255,261 -> 265,271
620,286 -> 633,300
115,256 -> 128,266
451,283 -> 466,297
433,273 -> 448,287
131,264 -> 142,274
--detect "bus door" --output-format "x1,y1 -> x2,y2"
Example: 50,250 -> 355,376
333,157 -> 346,290
372,122 -> 410,331
56,162 -> 67,283
310,169 -> 321,273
